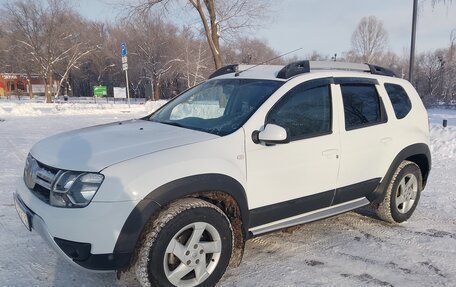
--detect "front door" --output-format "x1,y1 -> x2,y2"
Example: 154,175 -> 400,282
245,79 -> 341,228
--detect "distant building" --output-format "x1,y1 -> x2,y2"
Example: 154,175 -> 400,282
0,73 -> 48,97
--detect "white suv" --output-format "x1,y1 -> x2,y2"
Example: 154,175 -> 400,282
14,61 -> 431,287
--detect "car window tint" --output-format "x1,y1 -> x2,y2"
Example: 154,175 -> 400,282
267,84 -> 331,140
384,83 -> 412,119
341,84 -> 381,129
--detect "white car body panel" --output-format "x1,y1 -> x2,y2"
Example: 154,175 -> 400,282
30,120 -> 218,172
94,128 -> 246,202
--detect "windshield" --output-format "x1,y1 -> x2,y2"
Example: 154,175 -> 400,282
148,79 -> 283,136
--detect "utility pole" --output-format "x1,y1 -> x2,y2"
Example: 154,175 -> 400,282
409,0 -> 418,83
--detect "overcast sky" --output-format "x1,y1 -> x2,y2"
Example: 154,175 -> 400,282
61,0 -> 456,58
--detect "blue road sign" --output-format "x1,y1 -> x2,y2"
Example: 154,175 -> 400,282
120,43 -> 127,57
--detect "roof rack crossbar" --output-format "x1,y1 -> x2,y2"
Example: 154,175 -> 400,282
208,64 -> 239,79
276,61 -> 397,79
276,60 -> 310,79
367,64 -> 397,77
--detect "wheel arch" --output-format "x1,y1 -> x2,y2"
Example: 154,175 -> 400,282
113,173 -> 249,270
405,153 -> 430,187
368,143 -> 431,204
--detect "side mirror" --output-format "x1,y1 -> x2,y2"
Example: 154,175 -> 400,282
252,124 -> 289,145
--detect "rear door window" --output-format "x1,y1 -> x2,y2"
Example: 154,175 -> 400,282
340,83 -> 386,130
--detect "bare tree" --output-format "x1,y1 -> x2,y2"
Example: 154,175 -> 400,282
4,0 -> 99,102
127,0 -> 270,70
415,51 -> 444,104
306,51 -> 329,61
431,0 -> 453,6
224,37 -> 281,65
123,15 -> 184,100
351,16 -> 389,63
179,28 -> 211,88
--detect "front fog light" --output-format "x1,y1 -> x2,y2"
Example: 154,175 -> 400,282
51,171 -> 104,208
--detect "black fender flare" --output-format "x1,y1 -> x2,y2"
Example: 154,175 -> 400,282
367,143 -> 431,204
113,173 -> 249,267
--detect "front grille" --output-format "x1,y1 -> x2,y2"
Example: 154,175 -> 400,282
32,184 -> 51,203
34,161 -> 58,190
24,155 -> 59,204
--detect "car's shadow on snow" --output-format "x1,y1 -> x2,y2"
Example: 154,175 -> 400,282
52,257 -> 141,286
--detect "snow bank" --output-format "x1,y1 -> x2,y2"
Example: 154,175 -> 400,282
428,109 -> 456,159
428,108 -> 456,126
144,100 -> 167,114
430,125 -> 455,159
0,101 -> 167,117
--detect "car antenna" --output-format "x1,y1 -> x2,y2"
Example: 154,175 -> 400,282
234,47 -> 303,77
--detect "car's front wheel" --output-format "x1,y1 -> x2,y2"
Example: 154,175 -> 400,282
135,198 -> 233,287
374,160 -> 422,223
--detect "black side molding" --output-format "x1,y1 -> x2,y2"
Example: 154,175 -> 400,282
249,178 -> 381,229
332,178 -> 381,205
249,190 -> 334,228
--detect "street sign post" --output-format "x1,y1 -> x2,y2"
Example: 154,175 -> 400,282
120,42 -> 131,108
121,43 -> 127,57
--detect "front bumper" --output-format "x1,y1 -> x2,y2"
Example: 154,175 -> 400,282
14,180 -> 139,271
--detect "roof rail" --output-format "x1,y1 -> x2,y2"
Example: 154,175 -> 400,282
367,64 -> 396,77
208,64 -> 239,79
276,60 -> 397,79
276,61 -> 310,79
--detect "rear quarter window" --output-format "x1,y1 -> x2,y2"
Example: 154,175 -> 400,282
384,83 -> 412,119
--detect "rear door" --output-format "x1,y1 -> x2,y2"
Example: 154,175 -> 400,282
334,77 -> 394,204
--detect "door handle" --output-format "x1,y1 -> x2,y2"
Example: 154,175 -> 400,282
380,137 -> 392,144
322,149 -> 339,159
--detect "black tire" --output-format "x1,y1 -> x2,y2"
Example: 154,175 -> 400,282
135,198 -> 233,287
374,160 -> 422,223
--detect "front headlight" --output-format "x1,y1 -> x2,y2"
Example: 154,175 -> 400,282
50,171 -> 104,208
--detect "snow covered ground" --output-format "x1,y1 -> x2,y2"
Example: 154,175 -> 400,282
0,103 -> 455,287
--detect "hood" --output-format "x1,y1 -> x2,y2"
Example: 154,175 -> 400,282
30,120 -> 218,172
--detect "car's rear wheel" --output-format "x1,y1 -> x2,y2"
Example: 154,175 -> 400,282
135,198 -> 232,287
374,160 -> 422,223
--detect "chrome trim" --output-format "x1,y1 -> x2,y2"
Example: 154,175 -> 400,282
24,155 -> 59,201
249,198 -> 370,236
24,155 -> 38,189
